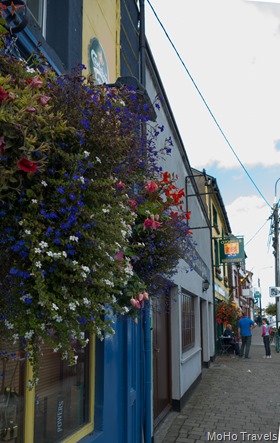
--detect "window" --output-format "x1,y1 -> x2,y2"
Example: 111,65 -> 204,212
212,204 -> 220,234
0,337 -> 94,443
34,338 -> 90,443
182,291 -> 195,351
26,0 -> 46,35
214,238 -> 219,267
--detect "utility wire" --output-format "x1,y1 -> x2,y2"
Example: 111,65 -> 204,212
146,0 -> 272,210
244,217 -> 270,247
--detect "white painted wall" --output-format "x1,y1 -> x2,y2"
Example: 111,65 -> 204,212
146,49 -> 215,406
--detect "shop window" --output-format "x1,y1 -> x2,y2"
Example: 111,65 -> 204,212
34,336 -> 91,443
182,291 -> 195,351
0,337 -> 94,443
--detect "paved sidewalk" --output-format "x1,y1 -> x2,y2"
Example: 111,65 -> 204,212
154,327 -> 280,443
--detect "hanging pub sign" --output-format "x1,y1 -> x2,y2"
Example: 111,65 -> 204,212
218,236 -> 245,264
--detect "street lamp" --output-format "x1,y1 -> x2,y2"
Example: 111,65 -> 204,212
273,178 -> 280,328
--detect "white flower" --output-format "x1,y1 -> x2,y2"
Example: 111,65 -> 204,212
81,265 -> 90,273
62,251 -> 67,257
69,236 -> 79,242
34,248 -> 41,254
122,306 -> 130,314
84,151 -> 90,158
31,199 -> 38,204
41,180 -> 47,187
102,208 -> 110,213
83,298 -> 90,306
18,220 -> 23,226
12,334 -> 19,343
79,176 -> 85,184
25,330 -> 34,340
25,230 -> 31,235
35,261 -> 42,268
72,260 -> 78,265
26,66 -> 35,73
69,302 -> 76,311
121,230 -> 127,238
53,314 -> 63,323
81,272 -> 87,279
102,279 -> 114,288
4,320 -> 13,329
39,241 -> 48,249
96,156 -> 101,163
52,303 -> 59,311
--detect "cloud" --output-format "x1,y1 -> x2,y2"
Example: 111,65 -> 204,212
226,194 -> 275,306
146,0 -> 280,170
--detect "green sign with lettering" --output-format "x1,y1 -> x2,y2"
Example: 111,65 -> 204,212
218,236 -> 245,264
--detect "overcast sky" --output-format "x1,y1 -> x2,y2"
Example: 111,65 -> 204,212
145,0 -> 280,308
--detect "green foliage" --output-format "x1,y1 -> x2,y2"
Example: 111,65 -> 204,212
265,303 -> 276,316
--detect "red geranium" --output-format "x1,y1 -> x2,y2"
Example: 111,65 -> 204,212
17,158 -> 38,173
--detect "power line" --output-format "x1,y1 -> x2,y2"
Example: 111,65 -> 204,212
146,0 -> 272,210
244,217 -> 270,247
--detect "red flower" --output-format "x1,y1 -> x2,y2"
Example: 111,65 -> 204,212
0,87 -> 8,104
18,158 -> 38,173
129,199 -> 137,209
116,181 -> 125,190
0,135 -> 5,154
161,171 -> 170,184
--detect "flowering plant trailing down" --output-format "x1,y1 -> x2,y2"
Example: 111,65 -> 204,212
0,45 -> 194,383
216,300 -> 242,332
116,171 -> 193,307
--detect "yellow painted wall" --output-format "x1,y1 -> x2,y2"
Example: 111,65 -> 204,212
83,0 -> 120,82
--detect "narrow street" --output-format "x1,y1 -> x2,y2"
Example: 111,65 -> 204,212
155,326 -> 280,443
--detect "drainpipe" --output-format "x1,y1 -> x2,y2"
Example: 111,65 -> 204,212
139,0 -> 146,86
143,302 -> 152,443
139,1 -> 151,442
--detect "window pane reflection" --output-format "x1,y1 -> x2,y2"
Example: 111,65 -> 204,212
34,339 -> 89,443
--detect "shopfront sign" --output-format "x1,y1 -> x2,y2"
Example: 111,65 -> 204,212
218,236 -> 245,264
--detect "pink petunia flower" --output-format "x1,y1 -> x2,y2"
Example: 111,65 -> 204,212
29,75 -> 43,89
115,250 -> 124,261
145,181 -> 158,193
130,298 -> 141,309
38,95 -> 51,106
26,106 -> 37,113
143,218 -> 162,230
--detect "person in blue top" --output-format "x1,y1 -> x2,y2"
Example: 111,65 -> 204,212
238,311 -> 256,359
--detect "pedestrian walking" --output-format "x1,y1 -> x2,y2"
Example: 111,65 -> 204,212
262,318 -> 272,358
238,311 -> 256,359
